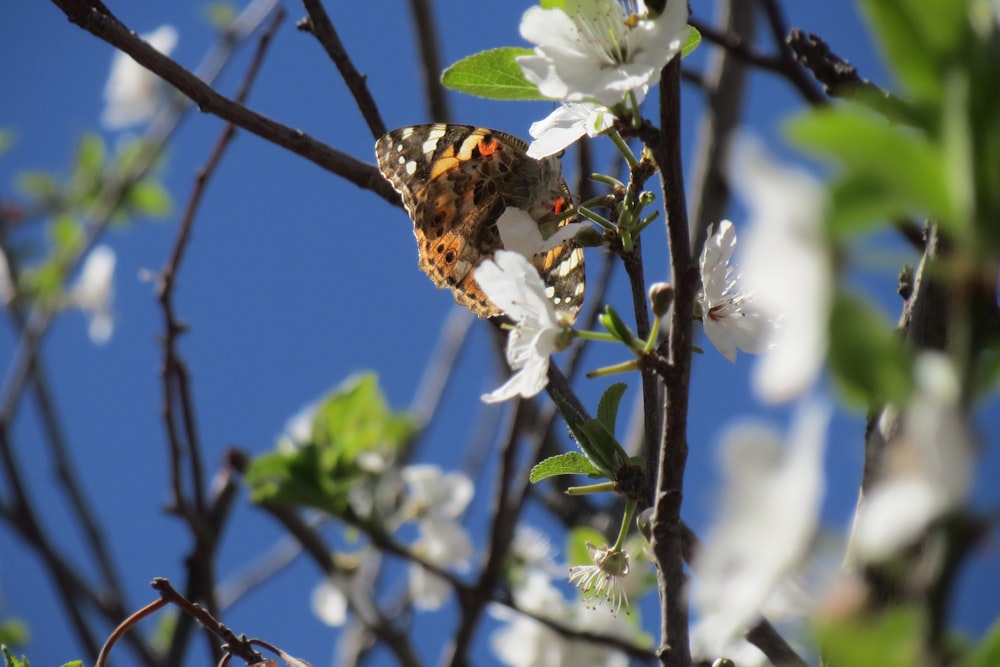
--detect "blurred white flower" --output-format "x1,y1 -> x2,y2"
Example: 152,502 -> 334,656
311,578 -> 348,627
691,400 -> 830,648
497,208 -> 588,258
475,250 -> 573,402
490,571 -> 630,667
401,465 -> 474,610
731,135 -> 831,403
517,0 -> 689,108
101,25 -> 178,130
527,102 -> 616,159
509,524 -> 561,577
697,220 -> 772,361
71,245 -> 116,344
0,246 -> 13,306
849,353 -> 973,563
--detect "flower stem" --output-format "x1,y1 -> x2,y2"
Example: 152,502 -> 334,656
578,205 -> 617,231
613,498 -> 638,551
586,359 -> 641,378
566,481 -> 617,495
608,129 -> 639,169
576,330 -> 621,343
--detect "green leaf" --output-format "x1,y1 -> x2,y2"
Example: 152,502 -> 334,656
246,373 -> 415,516
17,172 -> 59,200
529,452 -> 603,482
0,129 -> 14,158
74,133 -> 106,183
578,418 -> 629,473
817,607 -> 923,667
860,0 -> 966,102
596,382 -> 627,435
680,25 -> 701,59
788,107 -> 955,235
540,0 -> 565,8
442,48 -> 548,101
49,214 -> 84,256
827,172 -> 916,240
828,291 -> 912,408
0,620 -> 28,647
1,646 -> 28,667
203,2 -> 238,30
967,617 -> 1000,667
59,663 -> 83,667
126,180 -> 173,218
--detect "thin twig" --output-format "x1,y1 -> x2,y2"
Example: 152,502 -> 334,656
48,0 -> 400,207
157,11 -> 285,665
407,0 -> 451,122
688,0 -> 754,256
298,0 -> 387,139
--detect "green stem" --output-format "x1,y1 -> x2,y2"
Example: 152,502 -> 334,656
578,205 -> 616,231
608,129 -> 639,169
643,313 -> 661,353
586,359 -> 640,378
576,330 -> 620,343
613,498 -> 638,551
566,481 -> 617,495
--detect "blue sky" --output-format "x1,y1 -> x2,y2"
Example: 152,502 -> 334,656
2,1 -> 998,666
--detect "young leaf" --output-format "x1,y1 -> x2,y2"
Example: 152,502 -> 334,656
126,180 -> 173,218
967,617 -> 1000,667
788,106 -> 956,237
1,646 -> 28,667
442,48 -> 548,101
828,291 -> 912,408
529,452 -> 603,483
680,25 -> 701,58
817,606 -> 923,667
596,382 -> 627,435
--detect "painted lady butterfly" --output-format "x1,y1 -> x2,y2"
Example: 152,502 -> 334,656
375,124 -> 585,319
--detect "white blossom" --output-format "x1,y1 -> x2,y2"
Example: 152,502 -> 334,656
849,353 -> 973,563
731,135 -> 831,403
489,571 -> 630,667
691,400 -> 830,648
0,246 -> 13,306
697,220 -> 772,361
401,465 -> 474,610
71,245 -> 116,344
527,102 -> 616,159
517,0 -> 689,108
101,25 -> 178,130
311,578 -> 348,627
474,250 -> 572,402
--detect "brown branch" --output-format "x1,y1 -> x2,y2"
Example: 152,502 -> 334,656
407,0 -> 452,122
649,58 -> 694,667
298,0 -> 387,139
689,16 -> 825,106
49,0 -> 400,208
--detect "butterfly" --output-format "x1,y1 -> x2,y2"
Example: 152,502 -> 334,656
375,124 -> 585,319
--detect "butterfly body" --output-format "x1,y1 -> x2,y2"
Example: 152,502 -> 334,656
375,124 -> 585,319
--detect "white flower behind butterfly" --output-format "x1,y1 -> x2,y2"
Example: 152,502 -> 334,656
517,0 -> 689,108
101,25 -> 178,130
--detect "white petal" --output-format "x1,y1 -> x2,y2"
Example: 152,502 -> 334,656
474,251 -> 559,328
732,135 -> 830,402
311,579 -> 348,627
72,245 -> 117,344
409,563 -> 451,610
692,400 -> 829,646
101,25 -> 178,129
481,355 -> 550,403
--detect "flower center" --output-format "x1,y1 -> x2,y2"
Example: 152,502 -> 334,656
572,1 -> 644,66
